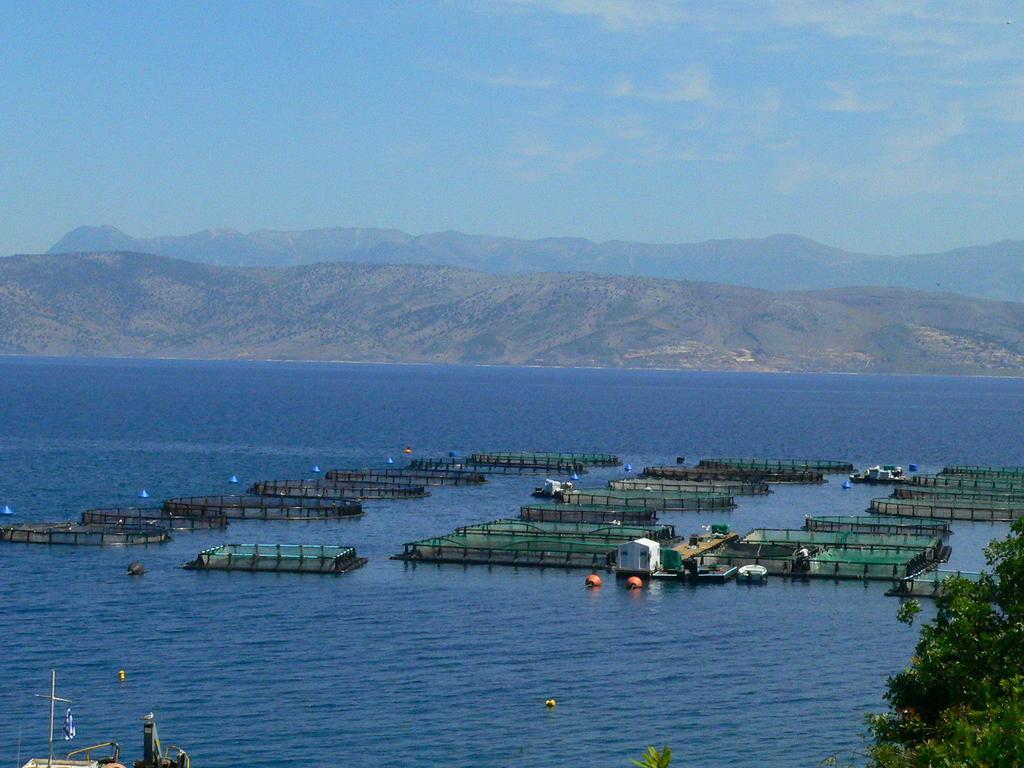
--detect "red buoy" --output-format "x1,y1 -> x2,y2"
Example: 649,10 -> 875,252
585,574 -> 602,588
626,576 -> 643,590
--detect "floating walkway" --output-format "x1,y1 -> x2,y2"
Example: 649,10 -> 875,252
184,544 -> 366,574
643,465 -> 825,484
1,521 -> 170,546
870,496 -> 1024,523
697,458 -> 853,473
164,495 -> 364,521
249,480 -> 429,500
519,503 -> 657,525
559,488 -> 736,512
324,468 -> 487,486
82,507 -> 229,530
609,478 -> 771,495
805,514 -> 951,536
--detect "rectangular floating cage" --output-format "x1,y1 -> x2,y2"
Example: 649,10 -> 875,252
393,530 -> 619,569
409,457 -> 587,475
742,527 -> 943,553
453,518 -> 676,543
324,468 -> 487,486
163,495 -> 364,521
887,569 -> 984,598
892,485 -> 1024,502
468,451 -> 621,467
560,488 -> 736,511
184,544 -> 366,574
642,465 -> 825,484
805,514 -> 951,536
608,478 -> 771,495
906,475 -> 1024,491
697,458 -> 853,473
1,521 -> 170,546
697,541 -> 935,580
519,503 -> 656,525
870,497 -> 1024,522
81,507 -> 229,530
940,465 -> 1024,478
249,480 -> 428,500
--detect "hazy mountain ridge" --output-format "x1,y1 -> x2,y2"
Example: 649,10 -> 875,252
46,225 -> 1024,302
4,251 -> 1024,375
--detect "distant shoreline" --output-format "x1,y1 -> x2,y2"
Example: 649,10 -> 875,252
2,352 -> 1022,380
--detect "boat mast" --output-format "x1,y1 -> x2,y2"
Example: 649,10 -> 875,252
34,670 -> 71,768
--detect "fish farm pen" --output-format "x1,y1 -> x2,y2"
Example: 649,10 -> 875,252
696,458 -> 853,473
805,514 -> 951,536
519,503 -> 657,525
469,451 -> 621,467
940,465 -> 1024,478
323,468 -> 487,486
608,478 -> 772,495
184,544 -> 367,574
642,465 -> 825,484
559,488 -> 736,512
409,457 -> 587,475
742,528 -> 946,557
164,495 -> 364,521
905,474 -> 1024,491
870,496 -> 1024,523
452,518 -> 677,544
696,541 -> 938,580
1,521 -> 170,546
887,570 -> 983,598
248,480 -> 429,500
81,507 -> 229,531
892,485 -> 1024,502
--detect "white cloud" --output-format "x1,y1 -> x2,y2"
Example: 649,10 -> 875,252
502,0 -> 690,30
823,82 -> 888,113
609,66 -> 711,102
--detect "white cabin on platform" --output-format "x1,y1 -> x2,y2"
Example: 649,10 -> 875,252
616,538 -> 661,574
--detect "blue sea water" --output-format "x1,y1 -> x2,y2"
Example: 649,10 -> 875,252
0,358 -> 1020,768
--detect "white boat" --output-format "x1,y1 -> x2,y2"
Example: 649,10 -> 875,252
850,465 -> 904,484
738,564 -> 768,581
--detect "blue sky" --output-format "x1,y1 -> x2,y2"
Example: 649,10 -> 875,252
2,1 -> 1022,256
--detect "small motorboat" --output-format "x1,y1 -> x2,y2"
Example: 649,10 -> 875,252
849,465 -> 905,484
738,564 -> 768,582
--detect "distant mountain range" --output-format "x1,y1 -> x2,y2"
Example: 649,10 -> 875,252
47,225 -> 1024,302
4,250 -> 1024,375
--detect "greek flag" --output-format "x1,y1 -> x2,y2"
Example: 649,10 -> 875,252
63,707 -> 75,741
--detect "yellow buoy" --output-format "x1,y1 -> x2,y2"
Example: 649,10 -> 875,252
118,670 -> 126,682
545,698 -> 556,708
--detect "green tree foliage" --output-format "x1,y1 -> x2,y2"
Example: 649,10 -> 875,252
631,745 -> 673,768
869,518 -> 1024,767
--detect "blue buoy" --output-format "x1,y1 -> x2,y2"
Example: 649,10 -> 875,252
625,463 -> 633,472
1,504 -> 13,516
387,456 -> 394,464
448,450 -> 458,458
229,475 -> 239,484
842,480 -> 852,490
312,465 -> 321,473
138,490 -> 150,499
909,463 -> 919,473
571,472 -> 580,481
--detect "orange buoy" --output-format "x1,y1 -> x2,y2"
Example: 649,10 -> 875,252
625,576 -> 643,590
585,574 -> 602,588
